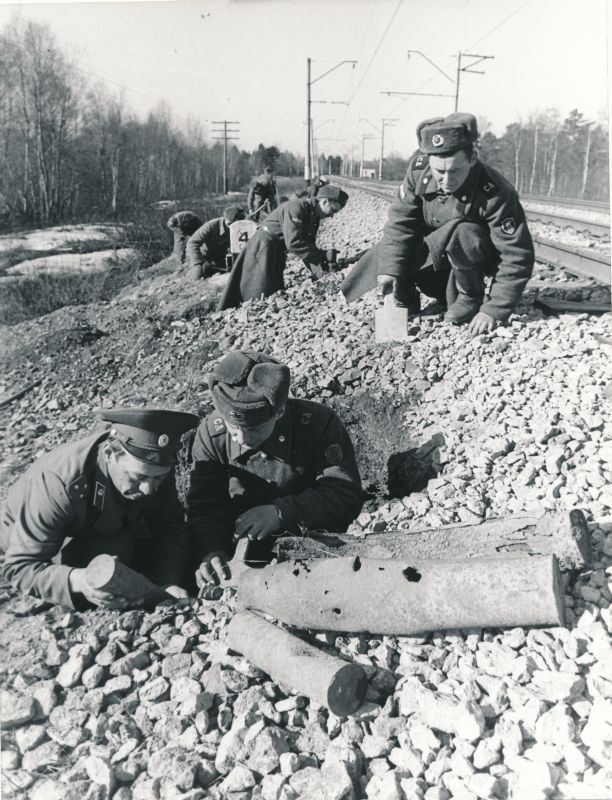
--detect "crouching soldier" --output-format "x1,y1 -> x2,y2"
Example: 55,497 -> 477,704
186,205 -> 246,281
343,113 -> 535,335
0,408 -> 199,609
218,185 -> 349,310
186,351 -> 363,588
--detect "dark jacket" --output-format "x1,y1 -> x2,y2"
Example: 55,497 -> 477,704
378,154 -> 535,321
186,217 -> 230,270
187,399 -> 363,560
0,433 -> 190,607
247,173 -> 277,212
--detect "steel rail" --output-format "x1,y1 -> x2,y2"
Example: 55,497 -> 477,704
524,210 -> 609,238
331,176 -> 611,284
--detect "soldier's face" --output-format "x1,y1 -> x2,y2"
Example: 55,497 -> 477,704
106,450 -> 172,500
318,198 -> 343,218
224,407 -> 285,449
429,150 -> 476,194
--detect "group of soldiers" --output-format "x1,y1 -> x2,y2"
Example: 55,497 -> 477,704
0,112 -> 535,609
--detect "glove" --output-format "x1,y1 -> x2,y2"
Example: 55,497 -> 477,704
233,505 -> 283,542
377,274 -> 398,297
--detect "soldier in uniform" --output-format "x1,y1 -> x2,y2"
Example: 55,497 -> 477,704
186,351 -> 363,588
185,205 -> 246,281
247,166 -> 278,221
217,184 -> 349,310
343,113 -> 534,335
0,408 -> 199,609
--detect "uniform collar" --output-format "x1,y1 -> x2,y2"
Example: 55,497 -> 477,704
219,218 -> 228,236
228,407 -> 293,463
418,159 -> 482,199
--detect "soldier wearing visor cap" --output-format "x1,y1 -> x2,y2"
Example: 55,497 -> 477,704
343,113 -> 534,334
186,351 -> 363,588
0,408 -> 198,609
217,184 -> 349,310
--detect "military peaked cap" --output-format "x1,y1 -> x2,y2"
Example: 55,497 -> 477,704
417,113 -> 479,155
96,407 -> 199,465
209,351 -> 290,427
317,184 -> 349,207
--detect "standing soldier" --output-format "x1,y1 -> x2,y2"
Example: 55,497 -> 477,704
342,113 -> 535,335
186,351 -> 363,588
185,205 -> 246,281
218,184 -> 348,310
0,408 -> 198,609
247,166 -> 278,221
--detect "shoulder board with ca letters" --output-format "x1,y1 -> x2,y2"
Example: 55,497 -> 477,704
412,154 -> 428,170
209,416 -> 227,436
482,180 -> 497,195
300,412 -> 312,425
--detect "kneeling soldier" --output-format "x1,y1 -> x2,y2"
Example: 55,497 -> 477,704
186,204 -> 246,281
346,113 -> 534,335
187,351 -> 363,588
0,408 -> 198,609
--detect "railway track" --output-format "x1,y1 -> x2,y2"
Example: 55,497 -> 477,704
331,176 -> 611,284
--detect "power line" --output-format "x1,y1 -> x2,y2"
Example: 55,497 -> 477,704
466,0 -> 532,50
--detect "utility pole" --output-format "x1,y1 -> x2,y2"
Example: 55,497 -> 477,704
380,49 -> 493,113
361,117 -> 398,180
359,133 -> 374,177
454,52 -> 494,111
211,120 -> 240,194
305,57 -> 357,182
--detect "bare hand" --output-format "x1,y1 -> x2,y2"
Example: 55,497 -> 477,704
163,585 -> 190,600
468,311 -> 497,336
68,567 -> 131,609
195,550 -> 231,589
234,505 -> 282,542
377,274 -> 397,298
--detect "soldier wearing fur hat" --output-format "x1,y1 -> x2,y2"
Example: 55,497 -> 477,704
186,205 -> 246,281
186,351 -> 363,588
0,408 -> 199,608
343,113 -> 534,334
217,184 -> 349,310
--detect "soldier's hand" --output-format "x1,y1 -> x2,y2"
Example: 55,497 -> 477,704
325,248 -> 338,264
234,505 -> 282,542
163,585 -> 190,599
68,567 -> 131,609
468,311 -> 497,336
377,274 -> 398,298
195,551 -> 231,589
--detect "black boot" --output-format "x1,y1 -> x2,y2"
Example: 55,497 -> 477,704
394,279 -> 421,316
444,267 -> 484,324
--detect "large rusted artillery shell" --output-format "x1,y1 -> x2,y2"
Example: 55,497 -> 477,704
239,554 -> 564,634
83,554 -> 171,608
226,610 -> 368,716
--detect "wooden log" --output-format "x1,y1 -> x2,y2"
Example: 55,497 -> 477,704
226,610 -> 368,716
83,554 -> 171,608
274,509 -> 590,572
239,553 -> 565,635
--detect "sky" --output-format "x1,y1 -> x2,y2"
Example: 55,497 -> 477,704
0,0 -> 608,162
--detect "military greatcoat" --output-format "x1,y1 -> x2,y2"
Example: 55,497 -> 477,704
0,433 -> 190,607
187,398 -> 363,561
378,154 -> 535,321
217,197 -> 327,310
186,217 -> 230,274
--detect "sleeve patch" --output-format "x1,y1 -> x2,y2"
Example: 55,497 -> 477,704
501,217 -> 516,235
325,444 -> 343,465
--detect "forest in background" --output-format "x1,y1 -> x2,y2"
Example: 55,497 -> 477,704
0,18 -> 609,231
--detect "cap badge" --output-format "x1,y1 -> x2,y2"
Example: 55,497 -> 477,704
432,134 -> 445,147
158,434 -> 170,447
